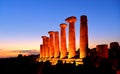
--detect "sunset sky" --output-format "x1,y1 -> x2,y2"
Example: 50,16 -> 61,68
0,0 -> 120,58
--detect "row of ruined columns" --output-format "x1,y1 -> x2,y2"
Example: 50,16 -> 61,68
40,31 -> 60,58
40,15 -> 88,59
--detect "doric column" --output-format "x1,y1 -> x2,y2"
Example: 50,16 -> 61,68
65,16 -> 77,58
40,44 -> 43,58
48,31 -> 54,58
80,15 -> 88,58
41,36 -> 47,58
96,44 -> 108,58
54,31 -> 60,58
60,23 -> 67,58
46,37 -> 49,58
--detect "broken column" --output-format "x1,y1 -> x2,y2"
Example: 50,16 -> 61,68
54,31 -> 60,58
110,42 -> 119,50
48,31 -> 54,58
109,42 -> 119,57
65,16 -> 77,58
80,15 -> 88,58
60,23 -> 67,58
96,44 -> 108,58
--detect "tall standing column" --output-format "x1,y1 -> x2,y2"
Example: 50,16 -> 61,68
48,31 -> 54,58
80,15 -> 88,58
46,37 -> 49,58
40,44 -> 43,58
60,23 -> 67,58
42,36 -> 47,58
65,16 -> 77,58
54,31 -> 60,58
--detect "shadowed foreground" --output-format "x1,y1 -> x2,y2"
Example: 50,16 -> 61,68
0,54 -> 119,74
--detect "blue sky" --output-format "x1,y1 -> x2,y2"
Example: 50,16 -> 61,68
0,0 -> 120,57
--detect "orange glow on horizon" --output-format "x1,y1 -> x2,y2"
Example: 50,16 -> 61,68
0,38 -> 113,58
0,50 -> 19,58
0,37 -> 110,51
0,49 -> 39,58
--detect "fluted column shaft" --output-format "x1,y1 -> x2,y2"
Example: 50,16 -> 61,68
48,31 -> 54,58
40,44 -> 43,58
42,36 -> 47,58
65,16 -> 76,58
46,37 -> 49,58
54,31 -> 60,58
80,15 -> 88,58
60,23 -> 67,58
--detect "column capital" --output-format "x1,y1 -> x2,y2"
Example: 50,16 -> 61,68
60,23 -> 67,28
65,16 -> 77,23
80,15 -> 87,23
48,31 -> 54,34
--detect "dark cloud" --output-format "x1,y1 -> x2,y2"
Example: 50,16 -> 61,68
19,50 -> 31,53
11,49 -> 39,55
11,50 -> 18,52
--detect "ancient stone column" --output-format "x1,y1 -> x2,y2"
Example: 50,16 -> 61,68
48,31 -> 54,58
46,37 -> 49,58
41,36 -> 47,58
40,44 -> 43,58
96,44 -> 108,58
60,23 -> 67,58
65,16 -> 77,58
54,31 -> 60,58
80,15 -> 88,58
